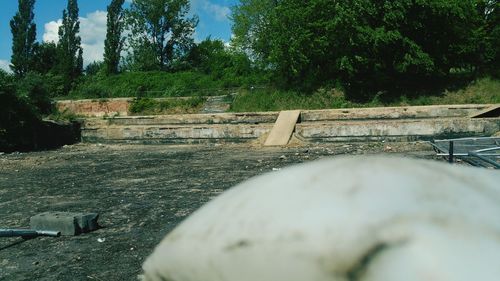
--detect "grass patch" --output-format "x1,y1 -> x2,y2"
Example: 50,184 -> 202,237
129,97 -> 206,115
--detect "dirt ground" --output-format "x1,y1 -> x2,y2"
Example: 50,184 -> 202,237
0,141 -> 440,281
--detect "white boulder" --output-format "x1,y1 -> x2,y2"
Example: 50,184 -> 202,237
143,156 -> 500,281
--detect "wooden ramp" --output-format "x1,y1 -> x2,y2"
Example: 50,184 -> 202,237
264,110 -> 301,146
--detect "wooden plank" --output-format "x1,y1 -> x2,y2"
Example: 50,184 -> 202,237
470,105 -> 500,118
264,110 -> 301,146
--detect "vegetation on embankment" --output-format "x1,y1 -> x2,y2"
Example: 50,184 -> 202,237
113,75 -> 499,115
128,97 -> 207,115
66,70 -> 268,99
229,78 -> 500,112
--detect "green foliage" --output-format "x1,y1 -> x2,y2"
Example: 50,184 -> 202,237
104,0 -> 125,75
0,71 -> 40,152
399,77 -> 500,105
69,70 -> 269,99
480,0 -> 500,77
231,0 -> 277,65
186,38 -> 257,83
125,0 -> 198,71
230,77 -> 500,112
32,42 -> 58,74
15,72 -> 54,115
85,61 -> 105,76
129,96 -> 206,115
230,88 -> 355,112
233,0 -> 497,100
10,0 -> 37,77
57,0 -> 83,93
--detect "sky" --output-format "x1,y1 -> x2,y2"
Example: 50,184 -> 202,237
0,0 -> 238,72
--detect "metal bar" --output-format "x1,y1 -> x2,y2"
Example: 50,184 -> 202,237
0,229 -> 61,238
473,147 -> 500,153
434,137 -> 500,142
469,152 -> 500,169
449,141 -> 454,163
437,153 -> 500,156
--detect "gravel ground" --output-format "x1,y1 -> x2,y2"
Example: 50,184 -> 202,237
0,142 -> 439,281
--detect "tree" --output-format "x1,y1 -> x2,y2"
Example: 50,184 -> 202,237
231,0 -> 278,64
32,42 -> 58,74
187,38 -> 253,79
126,0 -> 198,71
57,0 -> 83,87
237,0 -> 488,99
104,0 -> 125,75
478,0 -> 500,77
85,61 -> 104,76
10,0 -> 37,77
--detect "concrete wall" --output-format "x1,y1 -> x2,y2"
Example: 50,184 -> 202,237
297,118 -> 500,142
80,104 -> 500,144
301,104 -> 491,121
81,112 -> 279,144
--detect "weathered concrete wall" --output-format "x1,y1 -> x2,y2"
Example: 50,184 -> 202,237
81,112 -> 279,144
301,104 -> 492,121
297,118 -> 500,142
79,104 -> 500,144
101,112 -> 278,126
57,98 -> 131,117
56,95 -> 236,117
82,124 -> 273,144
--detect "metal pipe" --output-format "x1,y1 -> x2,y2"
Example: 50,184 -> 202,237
449,141 -> 454,163
469,152 -> 500,169
0,229 -> 61,238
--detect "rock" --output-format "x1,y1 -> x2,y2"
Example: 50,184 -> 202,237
143,156 -> 500,281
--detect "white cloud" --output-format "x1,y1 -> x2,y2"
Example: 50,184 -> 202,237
0,60 -> 11,73
79,11 -> 107,65
43,10 -> 107,66
203,1 -> 230,21
43,19 -> 62,43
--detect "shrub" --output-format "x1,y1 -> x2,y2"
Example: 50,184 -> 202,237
129,97 -> 206,115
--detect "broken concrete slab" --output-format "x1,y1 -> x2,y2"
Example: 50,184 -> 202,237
30,212 -> 99,236
264,110 -> 301,146
470,105 -> 500,118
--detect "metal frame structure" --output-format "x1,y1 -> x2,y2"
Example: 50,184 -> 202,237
430,137 -> 500,169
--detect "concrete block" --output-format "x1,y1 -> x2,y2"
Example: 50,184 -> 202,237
30,212 -> 99,236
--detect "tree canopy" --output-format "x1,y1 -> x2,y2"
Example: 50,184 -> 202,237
125,0 -> 198,71
232,0 -> 499,99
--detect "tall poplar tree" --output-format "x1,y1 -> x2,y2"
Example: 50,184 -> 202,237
10,0 -> 37,77
58,0 -> 83,86
103,0 -> 125,75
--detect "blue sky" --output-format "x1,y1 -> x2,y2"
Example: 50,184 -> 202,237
0,0 -> 237,72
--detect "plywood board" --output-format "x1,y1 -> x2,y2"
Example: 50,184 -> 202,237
264,110 -> 301,146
